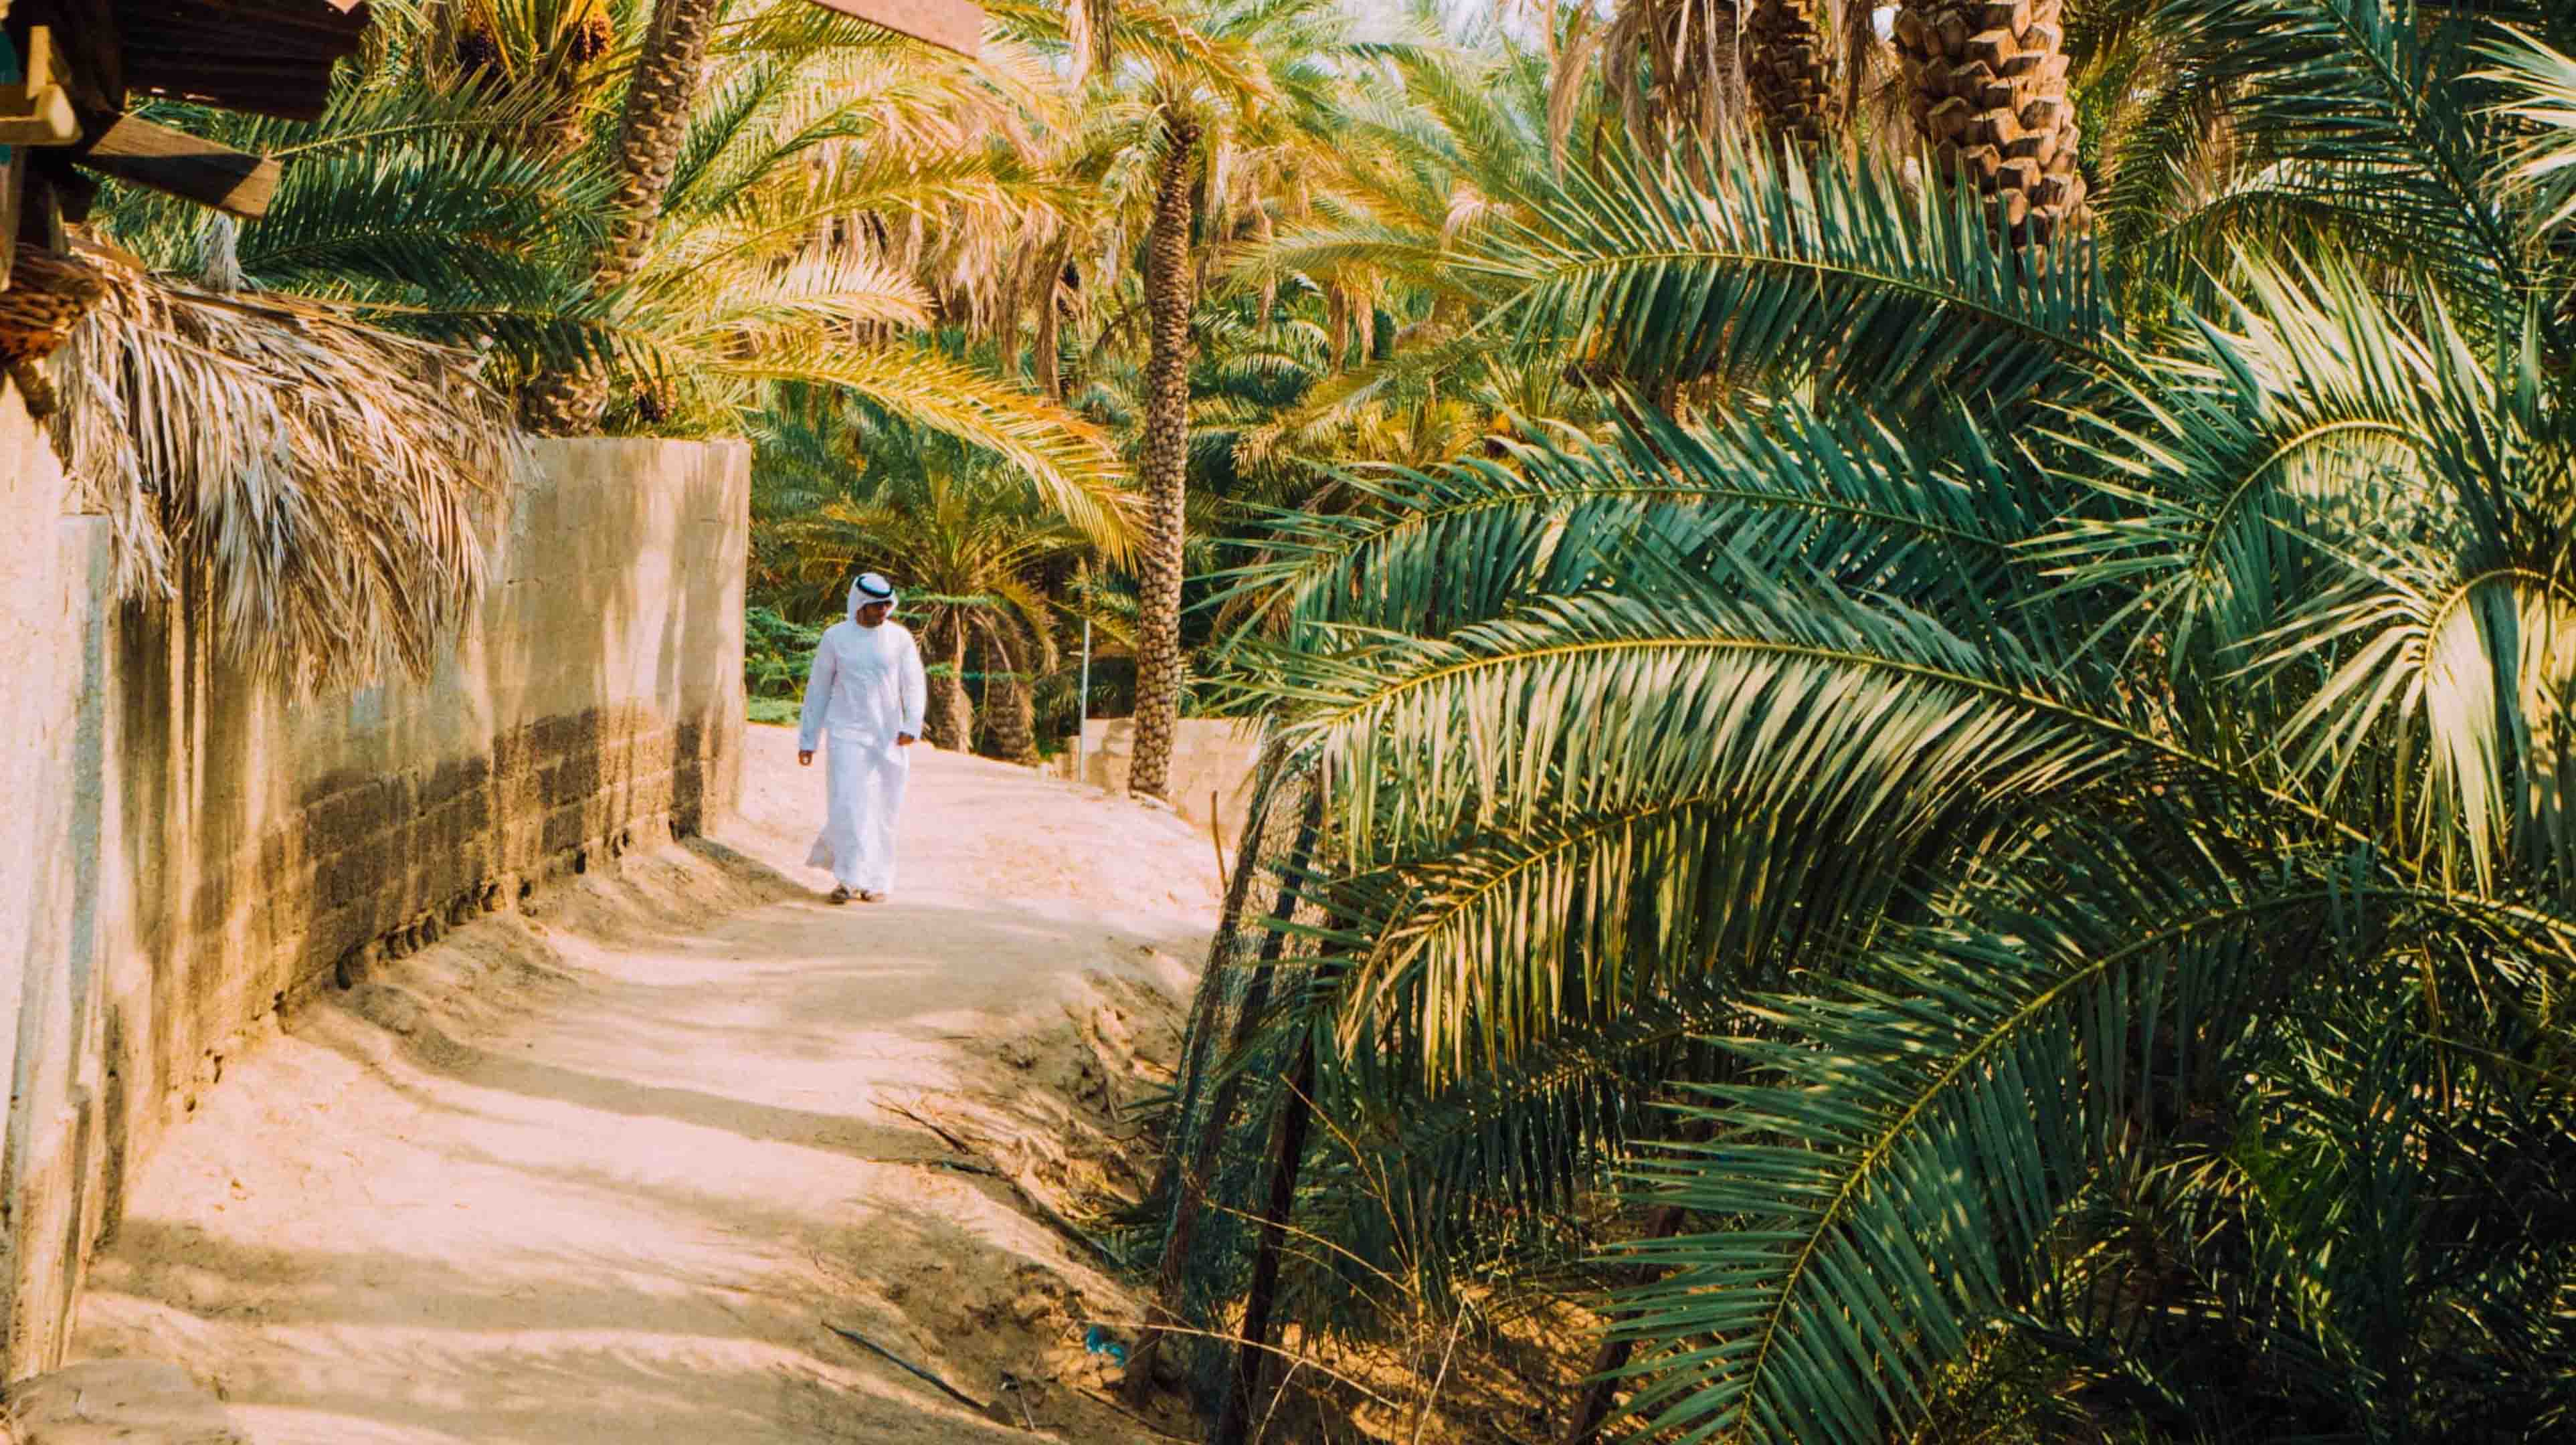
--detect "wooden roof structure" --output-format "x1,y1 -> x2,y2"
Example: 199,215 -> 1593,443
0,0 -> 982,383
0,0 -> 373,292
111,0 -> 374,121
0,0 -> 984,255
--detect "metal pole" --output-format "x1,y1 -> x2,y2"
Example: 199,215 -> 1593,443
1075,617 -> 1093,785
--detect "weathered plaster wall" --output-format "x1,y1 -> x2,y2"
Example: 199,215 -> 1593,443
0,395 -> 114,1384
0,410 -> 747,1377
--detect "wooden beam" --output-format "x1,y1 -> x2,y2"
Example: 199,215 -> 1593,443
114,0 -> 371,121
0,26 -> 78,145
72,112 -> 277,218
23,0 -> 122,115
0,85 -> 73,144
800,0 -> 982,58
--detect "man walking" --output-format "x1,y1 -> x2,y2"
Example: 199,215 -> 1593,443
798,572 -> 927,903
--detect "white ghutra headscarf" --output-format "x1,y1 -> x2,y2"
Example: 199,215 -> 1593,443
848,571 -> 898,619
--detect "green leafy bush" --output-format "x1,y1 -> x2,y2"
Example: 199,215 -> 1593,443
744,605 -> 821,718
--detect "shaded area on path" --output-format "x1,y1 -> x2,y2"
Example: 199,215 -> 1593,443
68,735 -> 1220,1444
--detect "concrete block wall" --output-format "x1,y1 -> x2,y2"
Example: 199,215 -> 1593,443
0,404 -> 747,1378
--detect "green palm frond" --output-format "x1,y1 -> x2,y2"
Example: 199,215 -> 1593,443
2163,0 -> 2538,313
1208,400 -> 2040,650
1263,973 -> 1742,1316
2264,552 -> 2576,893
642,245 -> 934,338
1453,136 -> 2117,407
1609,850 -> 2375,1445
1264,567 -> 2165,1077
715,342 -> 1139,560
2036,257 -> 2463,673
230,136 -> 612,305
2482,24 -> 2576,244
1230,219 -> 1459,293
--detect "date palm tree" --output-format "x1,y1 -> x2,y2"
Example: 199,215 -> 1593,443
1131,102 -> 1202,798
1172,7 -> 2576,1442
1111,0 -> 1352,801
519,0 -> 725,432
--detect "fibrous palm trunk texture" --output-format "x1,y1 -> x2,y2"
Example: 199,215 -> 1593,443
1032,237 -> 1073,401
1128,110 -> 1200,803
925,617 -> 974,751
1746,0 -> 1835,149
984,625 -> 1042,765
1894,0 -> 2088,244
520,0 -> 721,434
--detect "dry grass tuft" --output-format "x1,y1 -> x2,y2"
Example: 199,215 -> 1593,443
47,237 -> 520,692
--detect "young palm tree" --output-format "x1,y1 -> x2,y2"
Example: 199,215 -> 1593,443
780,481 -> 1077,753
777,484 -> 1071,757
755,385 -> 1088,760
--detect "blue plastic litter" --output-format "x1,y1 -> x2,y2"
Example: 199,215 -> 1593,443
1083,1325 -> 1128,1366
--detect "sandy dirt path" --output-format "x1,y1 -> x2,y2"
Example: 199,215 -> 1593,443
68,727 -> 1224,1443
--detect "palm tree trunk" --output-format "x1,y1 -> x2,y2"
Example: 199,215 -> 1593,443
1894,0 -> 2089,245
1747,0 -> 1835,149
1127,109 -> 1199,803
1125,781 -> 1316,1405
1212,1029 -> 1319,1445
1033,235 -> 1073,401
521,0 -> 723,434
984,622 -> 1041,765
924,614 -> 974,751
1559,1204 -> 1687,1445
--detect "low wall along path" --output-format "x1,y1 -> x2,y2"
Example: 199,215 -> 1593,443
0,405 -> 748,1379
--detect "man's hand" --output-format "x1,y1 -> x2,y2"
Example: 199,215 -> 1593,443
798,750 -> 814,767
897,733 -> 918,747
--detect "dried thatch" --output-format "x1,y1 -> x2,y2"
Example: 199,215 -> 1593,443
43,237 -> 521,692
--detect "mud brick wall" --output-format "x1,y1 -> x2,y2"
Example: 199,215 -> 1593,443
0,417 -> 747,1377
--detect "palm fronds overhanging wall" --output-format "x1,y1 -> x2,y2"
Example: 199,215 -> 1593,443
86,0 -> 1135,550
50,239 -> 517,692
1148,3 -> 2576,1441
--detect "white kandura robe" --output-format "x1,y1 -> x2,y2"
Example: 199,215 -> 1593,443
798,607 -> 927,893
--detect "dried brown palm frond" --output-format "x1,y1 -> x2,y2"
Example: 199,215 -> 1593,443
1602,0 -> 1748,151
48,239 -> 519,692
